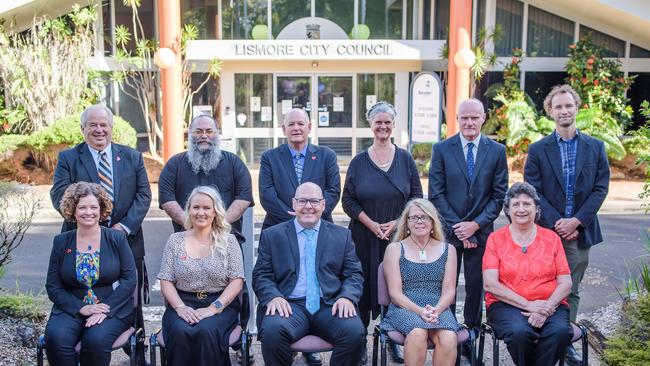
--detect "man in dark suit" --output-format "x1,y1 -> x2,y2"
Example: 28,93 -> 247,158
259,108 -> 340,230
428,98 -> 508,341
525,84 -> 609,365
253,182 -> 365,366
50,104 -> 151,345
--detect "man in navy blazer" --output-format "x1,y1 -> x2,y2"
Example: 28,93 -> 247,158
253,182 -> 365,366
525,85 -> 609,365
259,108 -> 340,230
428,99 -> 508,340
50,104 -> 151,337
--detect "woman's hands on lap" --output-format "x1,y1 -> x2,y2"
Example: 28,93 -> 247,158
195,306 -> 218,321
176,305 -> 200,324
419,304 -> 438,323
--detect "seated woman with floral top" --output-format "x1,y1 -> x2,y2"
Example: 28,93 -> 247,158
158,185 -> 245,366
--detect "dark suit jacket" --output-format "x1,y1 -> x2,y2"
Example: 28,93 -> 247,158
46,228 -> 137,319
252,220 -> 363,308
50,143 -> 152,259
428,134 -> 508,247
524,132 -> 610,248
259,143 -> 340,229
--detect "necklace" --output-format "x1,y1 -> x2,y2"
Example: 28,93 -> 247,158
87,244 -> 92,251
411,236 -> 432,261
371,145 -> 393,168
511,225 -> 536,253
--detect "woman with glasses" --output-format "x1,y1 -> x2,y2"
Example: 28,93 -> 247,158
483,182 -> 572,366
157,186 -> 245,366
342,101 -> 423,363
381,198 -> 460,366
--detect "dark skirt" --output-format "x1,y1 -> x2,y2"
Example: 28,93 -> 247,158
162,290 -> 240,366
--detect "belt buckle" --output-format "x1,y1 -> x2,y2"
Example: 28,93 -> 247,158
196,291 -> 207,300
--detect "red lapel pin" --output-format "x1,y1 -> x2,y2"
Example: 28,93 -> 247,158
311,155 -> 316,160
65,248 -> 72,254
180,255 -> 187,260
116,156 -> 121,162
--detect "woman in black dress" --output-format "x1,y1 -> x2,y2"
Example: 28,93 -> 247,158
342,101 -> 423,363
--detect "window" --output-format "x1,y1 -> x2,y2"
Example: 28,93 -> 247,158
359,0 -> 403,39
181,0 -> 219,39
630,44 -> 650,58
434,0 -> 450,40
475,0 -> 486,37
222,0 -> 268,39
113,0 -> 155,53
579,26 -> 625,58
272,0 -> 310,38
527,6 -> 574,57
524,72 -> 568,112
357,74 -> 395,127
318,137 -> 352,159
190,73 -> 220,124
235,74 -> 274,128
316,0 -> 354,34
237,138 -> 273,165
494,0 -> 523,56
474,72 -> 505,111
628,73 -> 650,130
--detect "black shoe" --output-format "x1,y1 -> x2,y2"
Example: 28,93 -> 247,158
236,349 -> 255,365
461,342 -> 474,360
389,341 -> 404,364
304,352 -> 322,366
564,345 -> 582,366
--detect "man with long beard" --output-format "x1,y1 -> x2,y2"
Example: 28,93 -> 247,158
159,114 -> 254,244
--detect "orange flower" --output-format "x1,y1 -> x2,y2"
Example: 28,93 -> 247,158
587,58 -> 594,64
583,104 -> 589,109
581,77 -> 588,84
593,80 -> 600,86
569,44 -> 576,49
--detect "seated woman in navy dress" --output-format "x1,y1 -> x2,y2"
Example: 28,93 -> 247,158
158,186 -> 245,366
45,182 -> 137,366
382,198 -> 460,366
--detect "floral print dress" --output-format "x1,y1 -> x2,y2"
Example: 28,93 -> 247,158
76,251 -> 100,304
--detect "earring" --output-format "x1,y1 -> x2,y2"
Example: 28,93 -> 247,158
406,229 -> 410,235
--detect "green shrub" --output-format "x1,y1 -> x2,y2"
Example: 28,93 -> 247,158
0,134 -> 29,154
603,293 -> 650,365
0,289 -> 46,321
23,114 -> 137,150
411,142 -> 433,161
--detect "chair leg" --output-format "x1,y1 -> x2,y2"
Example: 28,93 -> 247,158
241,331 -> 249,366
492,332 -> 499,366
470,330 -> 477,366
380,333 -> 387,366
129,334 -> 137,366
149,333 -> 157,366
581,326 -> 589,366
36,335 -> 45,366
160,346 -> 166,366
372,328 -> 379,366
478,327 -> 485,365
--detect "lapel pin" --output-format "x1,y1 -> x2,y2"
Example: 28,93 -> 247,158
180,255 -> 187,260
65,248 -> 72,254
116,156 -> 121,162
311,155 -> 316,160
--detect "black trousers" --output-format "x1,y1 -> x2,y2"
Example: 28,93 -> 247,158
450,244 -> 485,331
162,290 -> 240,366
44,311 -> 133,366
487,302 -> 572,366
259,299 -> 366,366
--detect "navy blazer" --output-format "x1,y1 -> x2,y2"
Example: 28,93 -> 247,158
46,228 -> 137,319
259,143 -> 341,229
252,220 -> 363,307
428,134 -> 508,247
50,143 -> 152,259
524,132 -> 610,248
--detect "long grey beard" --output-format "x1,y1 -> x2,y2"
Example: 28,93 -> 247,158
187,144 -> 222,174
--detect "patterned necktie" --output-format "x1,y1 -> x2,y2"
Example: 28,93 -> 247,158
98,151 -> 114,201
294,153 -> 304,183
466,142 -> 475,179
303,228 -> 320,314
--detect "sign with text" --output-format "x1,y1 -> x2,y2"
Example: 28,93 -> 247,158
409,72 -> 442,144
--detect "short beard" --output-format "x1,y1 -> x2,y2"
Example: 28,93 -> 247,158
187,135 -> 222,174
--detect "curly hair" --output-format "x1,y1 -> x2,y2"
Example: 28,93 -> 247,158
394,198 -> 445,242
59,182 -> 113,222
183,186 -> 232,264
543,84 -> 581,116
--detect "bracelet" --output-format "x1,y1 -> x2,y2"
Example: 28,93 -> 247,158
174,304 -> 187,310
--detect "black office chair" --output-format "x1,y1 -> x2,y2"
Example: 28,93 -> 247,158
478,321 -> 589,366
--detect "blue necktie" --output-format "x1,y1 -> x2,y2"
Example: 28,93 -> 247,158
466,142 -> 475,179
294,153 -> 304,183
303,228 -> 320,314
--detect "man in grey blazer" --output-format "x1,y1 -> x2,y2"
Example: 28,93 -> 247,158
253,183 -> 365,366
428,99 -> 508,347
259,108 -> 341,231
525,84 -> 609,365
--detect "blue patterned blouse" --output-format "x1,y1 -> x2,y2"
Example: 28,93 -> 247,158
76,251 -> 100,304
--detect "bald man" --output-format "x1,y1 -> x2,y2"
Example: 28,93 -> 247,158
259,108 -> 341,230
428,99 -> 508,347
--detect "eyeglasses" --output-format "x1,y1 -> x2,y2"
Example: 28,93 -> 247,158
192,129 -> 218,137
407,215 -> 432,223
294,198 -> 324,207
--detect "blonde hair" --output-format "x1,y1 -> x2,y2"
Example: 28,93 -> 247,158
394,198 -> 445,242
543,84 -> 581,116
183,186 -> 231,263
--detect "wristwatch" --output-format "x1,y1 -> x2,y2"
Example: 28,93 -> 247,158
212,299 -> 224,314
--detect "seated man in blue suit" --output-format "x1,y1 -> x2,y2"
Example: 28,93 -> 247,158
259,108 -> 340,230
253,182 -> 365,366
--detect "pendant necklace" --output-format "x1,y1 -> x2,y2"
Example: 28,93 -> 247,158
87,244 -> 92,251
412,236 -> 432,261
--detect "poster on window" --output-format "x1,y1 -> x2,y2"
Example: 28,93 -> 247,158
333,97 -> 345,112
318,111 -> 329,126
409,72 -> 442,144
261,106 -> 272,121
281,99 -> 293,114
250,97 -> 261,112
366,95 -> 377,110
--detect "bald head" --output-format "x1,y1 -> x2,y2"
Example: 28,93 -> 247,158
293,182 -> 324,228
282,108 -> 312,151
295,182 -> 323,199
283,108 -> 310,126
457,98 -> 486,141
